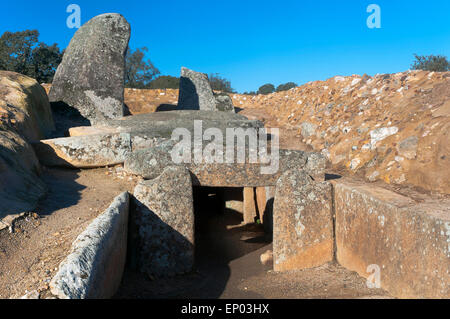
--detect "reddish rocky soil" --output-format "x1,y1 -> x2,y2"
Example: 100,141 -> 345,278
0,166 -> 138,299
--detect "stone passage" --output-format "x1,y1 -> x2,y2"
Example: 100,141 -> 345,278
273,170 -> 333,272
49,13 -> 131,124
178,67 -> 235,112
132,166 -> 195,278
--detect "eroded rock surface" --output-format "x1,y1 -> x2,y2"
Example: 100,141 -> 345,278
48,13 -> 130,124
133,166 -> 194,278
0,71 -> 53,218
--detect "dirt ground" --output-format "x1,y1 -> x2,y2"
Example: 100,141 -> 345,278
0,167 -> 137,299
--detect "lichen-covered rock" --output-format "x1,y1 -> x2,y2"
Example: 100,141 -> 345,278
48,13 -> 131,124
50,192 -> 129,299
133,166 -> 194,278
125,144 -> 325,187
178,67 -> 235,112
273,170 -> 333,272
178,67 -> 217,111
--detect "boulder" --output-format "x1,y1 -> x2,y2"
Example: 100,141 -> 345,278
49,13 -> 131,124
178,67 -> 235,112
0,71 -> 52,219
273,170 -> 333,272
0,71 -> 54,140
132,166 -> 194,278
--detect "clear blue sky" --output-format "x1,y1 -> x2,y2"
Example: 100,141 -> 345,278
1,0 -> 449,92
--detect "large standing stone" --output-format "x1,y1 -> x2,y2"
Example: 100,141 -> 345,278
273,170 -> 333,272
49,13 -> 131,124
178,67 -> 235,112
133,166 -> 194,278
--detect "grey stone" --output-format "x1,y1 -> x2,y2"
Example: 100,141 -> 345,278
32,133 -> 132,168
214,92 -> 235,112
0,129 -> 47,218
49,13 -> 131,124
178,67 -> 217,111
50,192 -> 130,299
397,136 -> 418,160
125,143 -> 326,187
133,166 -> 194,278
273,170 -> 333,272
178,68 -> 235,112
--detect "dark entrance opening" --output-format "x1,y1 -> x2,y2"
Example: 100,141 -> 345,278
115,186 -> 272,299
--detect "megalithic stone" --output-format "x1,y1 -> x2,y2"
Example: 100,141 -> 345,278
132,166 -> 195,278
49,13 -> 131,124
178,67 -> 235,112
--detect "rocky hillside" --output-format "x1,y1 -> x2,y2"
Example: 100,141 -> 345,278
43,70 -> 449,194
231,71 -> 449,194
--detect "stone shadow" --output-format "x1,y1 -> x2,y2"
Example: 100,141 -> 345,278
177,77 -> 200,110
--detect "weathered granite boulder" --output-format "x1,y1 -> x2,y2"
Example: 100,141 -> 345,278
178,67 -> 235,112
0,72 -> 52,220
214,92 -> 235,112
0,129 -> 47,221
273,170 -> 333,272
133,166 -> 194,278
49,13 -> 131,124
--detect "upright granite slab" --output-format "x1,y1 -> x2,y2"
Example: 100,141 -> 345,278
133,166 -> 194,278
49,13 -> 131,124
273,170 -> 333,272
178,67 -> 235,112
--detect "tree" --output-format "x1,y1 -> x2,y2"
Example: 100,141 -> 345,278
0,30 -> 63,82
276,82 -> 298,92
125,47 -> 160,88
149,75 -> 180,89
258,83 -> 275,95
209,73 -> 234,93
411,54 -> 449,72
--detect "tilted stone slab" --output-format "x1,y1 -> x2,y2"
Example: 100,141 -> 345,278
273,170 -> 333,272
133,166 -> 194,278
124,142 -> 326,187
49,13 -> 130,124
50,192 -> 129,299
333,179 -> 450,299
32,133 -> 132,168
178,67 -> 235,112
